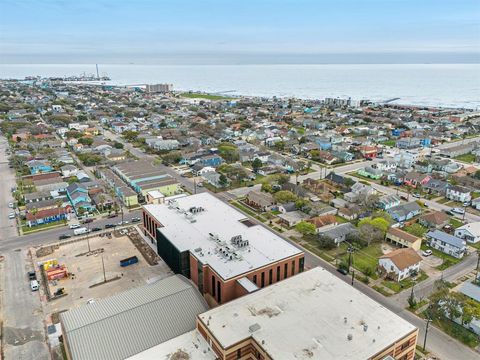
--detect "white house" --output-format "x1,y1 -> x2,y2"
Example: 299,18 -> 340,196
426,230 -> 467,259
378,248 -> 422,282
445,185 -> 472,203
455,222 -> 480,244
61,164 -> 78,178
376,160 -> 397,172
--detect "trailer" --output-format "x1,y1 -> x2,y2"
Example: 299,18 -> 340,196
119,256 -> 139,267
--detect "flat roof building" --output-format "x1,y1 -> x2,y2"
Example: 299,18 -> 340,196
142,192 -> 305,305
130,268 -> 418,360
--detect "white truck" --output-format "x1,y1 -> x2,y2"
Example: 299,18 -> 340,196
73,227 -> 89,236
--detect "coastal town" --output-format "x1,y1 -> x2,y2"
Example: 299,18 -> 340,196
1,78 -> 480,360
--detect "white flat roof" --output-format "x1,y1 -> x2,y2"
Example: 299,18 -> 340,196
144,193 -> 302,280
127,330 -> 215,360
198,267 -> 417,359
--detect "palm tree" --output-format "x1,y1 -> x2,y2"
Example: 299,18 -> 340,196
30,208 -> 38,227
55,199 -> 64,223
98,194 -> 106,212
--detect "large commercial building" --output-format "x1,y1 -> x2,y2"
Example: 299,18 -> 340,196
142,192 -> 305,305
60,275 -> 208,360
130,268 -> 418,360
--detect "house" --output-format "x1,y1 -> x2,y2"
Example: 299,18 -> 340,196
308,214 -> 338,233
245,190 -> 276,212
403,171 -> 431,188
317,222 -> 358,245
387,202 -> 422,222
358,145 -> 378,159
201,171 -> 226,188
357,166 -> 383,180
26,160 -> 53,174
278,202 -> 297,214
426,230 -> 466,259
473,198 -> 480,211
338,205 -> 362,220
344,182 -> 376,203
423,178 -> 448,196
325,172 -> 349,188
376,160 -> 397,172
198,154 -> 223,168
419,211 -> 450,229
61,164 -> 78,178
385,228 -> 422,251
445,185 -> 472,203
377,194 -> 401,210
379,248 -> 422,282
277,210 -> 310,227
26,207 -> 70,227
454,222 -> 480,244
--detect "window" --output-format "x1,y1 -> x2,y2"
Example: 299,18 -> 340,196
217,281 -> 221,303
211,276 -> 216,297
269,269 -> 273,285
284,263 -> 288,279
276,266 -> 280,282
299,257 -> 305,272
237,349 -> 241,359
253,274 -> 257,285
261,272 -> 265,287
291,260 -> 295,276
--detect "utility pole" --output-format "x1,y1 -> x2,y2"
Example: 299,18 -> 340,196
193,178 -> 197,194
101,254 -> 107,283
462,203 -> 467,221
351,270 -> 355,286
86,222 -> 91,253
423,318 -> 432,352
347,246 -> 355,273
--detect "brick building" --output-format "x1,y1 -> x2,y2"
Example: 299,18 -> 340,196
142,193 -> 305,305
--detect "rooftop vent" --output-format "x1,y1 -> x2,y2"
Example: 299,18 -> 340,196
347,334 -> 353,341
194,247 -> 202,253
249,323 -> 261,333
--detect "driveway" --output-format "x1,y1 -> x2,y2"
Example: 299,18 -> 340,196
1,250 -> 49,360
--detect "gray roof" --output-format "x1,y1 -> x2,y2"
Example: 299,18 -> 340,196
318,222 -> 358,240
426,230 -> 466,249
458,281 -> 480,302
61,275 -> 208,360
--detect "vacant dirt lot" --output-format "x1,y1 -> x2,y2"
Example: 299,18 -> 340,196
34,231 -> 172,315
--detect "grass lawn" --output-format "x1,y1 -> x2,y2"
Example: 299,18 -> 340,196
335,215 -> 348,224
436,197 -> 450,204
380,140 -> 396,147
179,92 -> 232,100
471,192 -> 480,200
403,223 -> 429,237
339,243 -> 382,278
449,218 -> 465,229
22,220 -> 67,234
382,271 -> 429,294
454,153 -> 476,163
429,315 -> 480,348
421,243 -> 461,270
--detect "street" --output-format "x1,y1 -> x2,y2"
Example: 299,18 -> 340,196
0,137 -> 18,239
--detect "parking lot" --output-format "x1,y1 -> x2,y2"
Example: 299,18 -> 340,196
33,229 -> 173,316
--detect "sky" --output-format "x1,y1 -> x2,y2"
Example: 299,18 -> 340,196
1,0 -> 479,64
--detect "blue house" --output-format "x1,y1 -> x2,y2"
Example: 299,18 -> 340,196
26,160 -> 53,174
67,183 -> 95,213
314,137 -> 332,150
199,154 -> 223,168
391,129 -> 406,137
387,202 -> 422,222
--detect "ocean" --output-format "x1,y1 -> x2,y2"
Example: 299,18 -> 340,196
1,63 -> 479,109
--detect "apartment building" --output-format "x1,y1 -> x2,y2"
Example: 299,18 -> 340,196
142,193 -> 305,305
130,268 -> 418,360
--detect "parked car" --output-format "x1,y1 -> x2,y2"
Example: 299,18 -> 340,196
452,207 -> 465,215
27,271 -> 37,281
422,250 -> 432,257
337,268 -> 348,275
91,227 -> 102,232
59,233 -> 72,240
117,221 -> 129,226
412,193 -> 421,198
8,202 -> 14,208
105,224 -> 116,229
69,223 -> 81,229
8,212 -> 15,219
82,218 -> 94,224
30,280 -> 39,291
107,213 -> 118,218
131,217 -> 141,223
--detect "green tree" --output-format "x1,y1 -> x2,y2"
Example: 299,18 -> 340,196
122,130 -> 139,142
274,141 -> 285,151
218,143 -> 239,163
261,182 -> 272,193
274,190 -> 297,204
113,141 -> 124,149
252,158 -> 262,173
219,174 -> 228,187
161,151 -> 182,165
78,137 -> 94,146
295,221 -> 316,235
276,174 -> 290,185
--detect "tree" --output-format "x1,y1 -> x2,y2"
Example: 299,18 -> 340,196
218,143 -> 239,163
113,141 -> 124,149
276,174 -> 290,185
295,221 -> 316,236
344,177 -> 355,187
122,130 -> 139,142
261,182 -> 272,193
358,217 -> 390,234
274,141 -> 285,151
161,151 -> 182,165
317,234 -> 336,250
474,170 -> 480,180
78,137 -> 94,146
274,190 -> 297,204
219,174 -> 228,187
252,158 -> 262,173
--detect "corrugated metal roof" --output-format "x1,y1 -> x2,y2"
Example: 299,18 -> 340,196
61,275 -> 208,360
